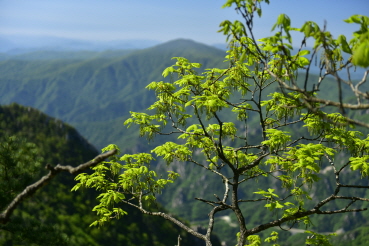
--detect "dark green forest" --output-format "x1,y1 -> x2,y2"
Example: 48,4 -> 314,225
0,103 -> 215,246
1,39 -> 369,245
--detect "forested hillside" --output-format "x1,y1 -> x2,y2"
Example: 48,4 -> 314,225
0,39 -> 227,150
0,103 -> 215,246
1,39 -> 369,245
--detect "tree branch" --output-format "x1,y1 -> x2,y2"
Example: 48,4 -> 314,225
120,199 -> 209,244
0,149 -> 117,224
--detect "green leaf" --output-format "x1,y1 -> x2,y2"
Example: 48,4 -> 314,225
352,41 -> 369,67
275,201 -> 284,208
257,8 -> 262,17
350,156 -> 369,177
337,35 -> 352,54
305,231 -> 336,246
298,50 -> 310,56
71,183 -> 81,192
261,129 -> 291,152
344,15 -> 362,24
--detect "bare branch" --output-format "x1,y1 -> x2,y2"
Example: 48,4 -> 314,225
339,184 -> 369,189
303,97 -> 369,110
206,206 -> 228,244
334,196 -> 369,202
318,208 -> 367,214
121,199 -> 209,244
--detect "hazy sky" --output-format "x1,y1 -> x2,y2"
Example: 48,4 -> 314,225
0,0 -> 368,45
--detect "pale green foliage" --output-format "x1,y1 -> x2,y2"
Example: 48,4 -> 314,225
245,235 -> 261,246
243,231 -> 280,246
152,141 -> 192,164
261,92 -> 305,120
305,230 -> 336,246
350,156 -> 369,177
264,231 -> 280,246
261,129 -> 291,152
254,188 -> 294,211
72,0 -> 369,245
72,144 -> 179,227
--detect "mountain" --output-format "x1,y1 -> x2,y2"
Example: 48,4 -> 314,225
0,103 -> 214,246
0,38 -> 227,150
0,50 -> 136,61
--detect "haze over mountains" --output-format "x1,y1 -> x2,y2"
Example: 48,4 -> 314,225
0,35 -> 163,53
0,34 -> 228,54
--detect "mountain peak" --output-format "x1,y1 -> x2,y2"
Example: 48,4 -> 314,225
145,38 -> 226,58
160,38 -> 204,46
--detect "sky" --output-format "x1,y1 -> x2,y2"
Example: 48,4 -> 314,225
0,0 -> 368,47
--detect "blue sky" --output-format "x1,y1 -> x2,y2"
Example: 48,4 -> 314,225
0,0 -> 368,46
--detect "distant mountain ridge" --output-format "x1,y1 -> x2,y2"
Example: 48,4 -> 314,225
0,49 -> 136,61
0,39 -> 227,149
0,35 -> 161,53
0,34 -> 227,54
